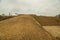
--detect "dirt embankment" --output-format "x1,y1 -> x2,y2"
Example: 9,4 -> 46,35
33,16 -> 60,26
0,15 -> 56,40
0,16 -> 15,21
33,15 -> 60,40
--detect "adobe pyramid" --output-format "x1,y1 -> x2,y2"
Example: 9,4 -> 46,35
0,15 -> 56,40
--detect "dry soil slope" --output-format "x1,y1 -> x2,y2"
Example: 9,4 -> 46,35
0,15 -> 56,40
0,16 -> 15,21
33,16 -> 60,40
33,16 -> 60,26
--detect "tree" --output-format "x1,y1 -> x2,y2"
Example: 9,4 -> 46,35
56,14 -> 60,19
1,14 -> 5,16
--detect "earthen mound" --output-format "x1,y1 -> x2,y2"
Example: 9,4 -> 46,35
0,15 -> 56,40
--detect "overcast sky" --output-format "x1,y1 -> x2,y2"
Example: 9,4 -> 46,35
0,0 -> 60,16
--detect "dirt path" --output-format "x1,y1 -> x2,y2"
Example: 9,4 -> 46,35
0,15 -> 56,40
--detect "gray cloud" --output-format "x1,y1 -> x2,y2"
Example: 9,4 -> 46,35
0,0 -> 60,16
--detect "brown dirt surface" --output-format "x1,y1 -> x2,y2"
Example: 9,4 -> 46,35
0,16 -> 15,21
0,15 -> 56,40
33,16 -> 60,26
43,26 -> 60,37
25,15 -> 60,40
32,16 -> 60,40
